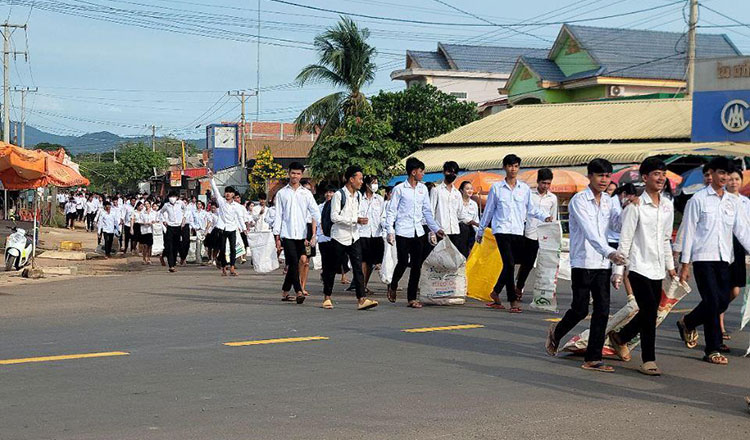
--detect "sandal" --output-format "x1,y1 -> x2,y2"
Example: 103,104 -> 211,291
581,362 -> 615,373
676,318 -> 698,349
722,332 -> 731,341
295,294 -> 306,305
486,302 -> 506,310
639,361 -> 661,376
407,300 -> 423,309
703,352 -> 728,365
607,331 -> 632,362
508,307 -> 523,314
281,294 -> 294,302
545,324 -> 558,357
719,344 -> 731,354
387,286 -> 397,303
321,299 -> 333,309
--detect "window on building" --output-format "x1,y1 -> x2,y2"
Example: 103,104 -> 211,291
449,91 -> 468,99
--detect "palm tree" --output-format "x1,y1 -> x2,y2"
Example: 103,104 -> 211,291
294,17 -> 376,139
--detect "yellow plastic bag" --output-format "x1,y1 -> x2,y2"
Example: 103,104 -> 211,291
465,228 -> 503,303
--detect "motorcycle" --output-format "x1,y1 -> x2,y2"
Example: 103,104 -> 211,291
4,226 -> 34,271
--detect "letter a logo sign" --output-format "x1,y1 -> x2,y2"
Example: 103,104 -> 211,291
721,99 -> 750,133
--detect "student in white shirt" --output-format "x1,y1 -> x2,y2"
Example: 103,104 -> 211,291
607,158 -> 676,376
64,197 -> 78,230
75,192 -> 85,222
321,166 -> 378,311
139,201 -> 157,265
158,191 -> 186,273
273,162 -> 320,304
430,161 -> 463,249
476,154 -> 552,313
720,170 -> 750,341
516,168 -> 559,296
546,158 -> 627,373
84,194 -> 98,232
252,192 -> 270,232
121,196 -> 137,254
357,176 -> 385,293
299,180 -> 317,295
385,157 -> 444,308
97,201 -> 119,258
457,181 -> 480,258
190,201 -> 210,266
208,173 -> 242,276
677,158 -> 750,365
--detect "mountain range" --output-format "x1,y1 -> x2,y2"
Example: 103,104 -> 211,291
18,124 -> 206,155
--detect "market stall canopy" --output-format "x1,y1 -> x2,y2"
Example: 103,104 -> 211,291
519,169 -> 589,195
406,142 -> 749,174
0,143 -> 89,190
612,165 -> 682,190
453,171 -> 504,209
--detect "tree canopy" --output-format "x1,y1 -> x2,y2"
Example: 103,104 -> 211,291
371,83 -> 478,157
79,142 -> 168,193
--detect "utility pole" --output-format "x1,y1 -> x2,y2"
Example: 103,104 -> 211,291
228,90 -> 258,184
256,0 -> 261,121
13,86 -> 37,148
2,23 -> 27,143
686,0 -> 698,96
145,124 -> 160,152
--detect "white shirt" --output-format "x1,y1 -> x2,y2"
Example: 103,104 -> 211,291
110,204 -> 122,225
265,206 -> 276,230
159,200 -> 186,228
122,203 -> 134,225
97,210 -> 119,234
74,195 -> 85,209
613,191 -> 675,280
568,187 -> 619,269
479,179 -> 548,236
139,210 -> 157,234
525,190 -> 558,240
272,184 -> 320,240
57,193 -> 67,203
331,187 -> 362,246
606,196 -> 623,243
676,186 -> 750,264
459,198 -> 480,230
317,202 -> 331,243
385,180 -> 440,238
191,209 -> 210,232
358,193 -> 384,238
252,204 -> 270,232
233,203 -> 251,232
430,183 -> 462,235
64,201 -> 77,214
209,179 -> 244,232
85,200 -> 98,215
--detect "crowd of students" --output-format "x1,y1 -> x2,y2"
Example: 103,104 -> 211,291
59,153 -> 750,380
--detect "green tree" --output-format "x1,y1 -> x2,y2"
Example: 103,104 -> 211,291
307,113 -> 402,182
248,146 -> 286,198
371,83 -> 478,156
295,17 -> 376,140
35,142 -> 67,152
79,161 -> 120,193
115,143 -> 168,189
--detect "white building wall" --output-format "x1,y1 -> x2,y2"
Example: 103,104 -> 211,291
427,76 -> 507,104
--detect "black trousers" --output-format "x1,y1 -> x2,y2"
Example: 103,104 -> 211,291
240,231 -> 249,249
86,213 -> 96,231
684,261 -> 731,355
123,227 -> 132,251
217,229 -> 237,268
390,234 -> 426,302
615,271 -> 662,363
493,233 -> 524,302
66,213 -> 76,228
164,225 -> 182,268
456,223 -> 474,258
282,239 -> 305,293
76,208 -> 84,221
554,268 -> 611,362
102,232 -> 114,257
179,224 -> 190,261
516,237 -> 540,290
323,239 -> 366,299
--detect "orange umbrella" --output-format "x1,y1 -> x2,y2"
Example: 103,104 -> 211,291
453,171 -> 504,208
0,143 -> 89,189
519,169 -> 589,195
741,170 -> 750,197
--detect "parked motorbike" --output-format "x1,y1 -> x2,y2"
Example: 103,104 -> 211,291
4,226 -> 34,271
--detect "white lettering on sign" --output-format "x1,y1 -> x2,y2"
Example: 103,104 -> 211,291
721,99 -> 750,133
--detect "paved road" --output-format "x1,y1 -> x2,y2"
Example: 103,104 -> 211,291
1,266 -> 748,439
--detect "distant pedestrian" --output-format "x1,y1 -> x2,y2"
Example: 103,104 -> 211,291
64,197 -> 77,230
457,181 -> 479,258
97,201 -> 119,259
158,191 -> 186,273
430,161 -> 463,249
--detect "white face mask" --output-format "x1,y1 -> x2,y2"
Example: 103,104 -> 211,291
371,183 -> 379,192
169,197 -> 177,204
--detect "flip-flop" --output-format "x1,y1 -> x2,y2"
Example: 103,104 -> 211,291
639,362 -> 661,376
703,352 -> 728,365
407,301 -> 423,309
387,287 -> 397,303
281,295 -> 294,302
722,332 -> 731,341
486,303 -> 506,310
508,307 -> 523,314
581,362 -> 615,373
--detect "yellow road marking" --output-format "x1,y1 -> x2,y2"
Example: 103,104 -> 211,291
223,336 -> 329,347
402,324 -> 484,333
544,318 -> 562,322
0,351 -> 129,365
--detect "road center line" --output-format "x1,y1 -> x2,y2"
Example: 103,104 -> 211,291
402,324 -> 484,333
544,318 -> 562,322
0,351 -> 130,365
223,336 -> 329,347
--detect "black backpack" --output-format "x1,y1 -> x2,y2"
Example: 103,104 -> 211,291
321,189 -> 356,237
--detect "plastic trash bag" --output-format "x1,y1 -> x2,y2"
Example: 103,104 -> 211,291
311,244 -> 322,270
151,223 -> 164,256
465,228 -> 503,303
380,237 -> 398,285
248,231 -> 279,273
419,238 -> 467,305
561,295 -> 639,355
529,222 -> 562,313
625,277 -> 691,351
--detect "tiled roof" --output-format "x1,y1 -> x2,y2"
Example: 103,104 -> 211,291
520,57 -> 568,82
439,43 -> 547,73
407,50 -> 451,70
565,24 -> 742,80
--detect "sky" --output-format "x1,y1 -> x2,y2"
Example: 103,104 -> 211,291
1,0 -> 750,140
